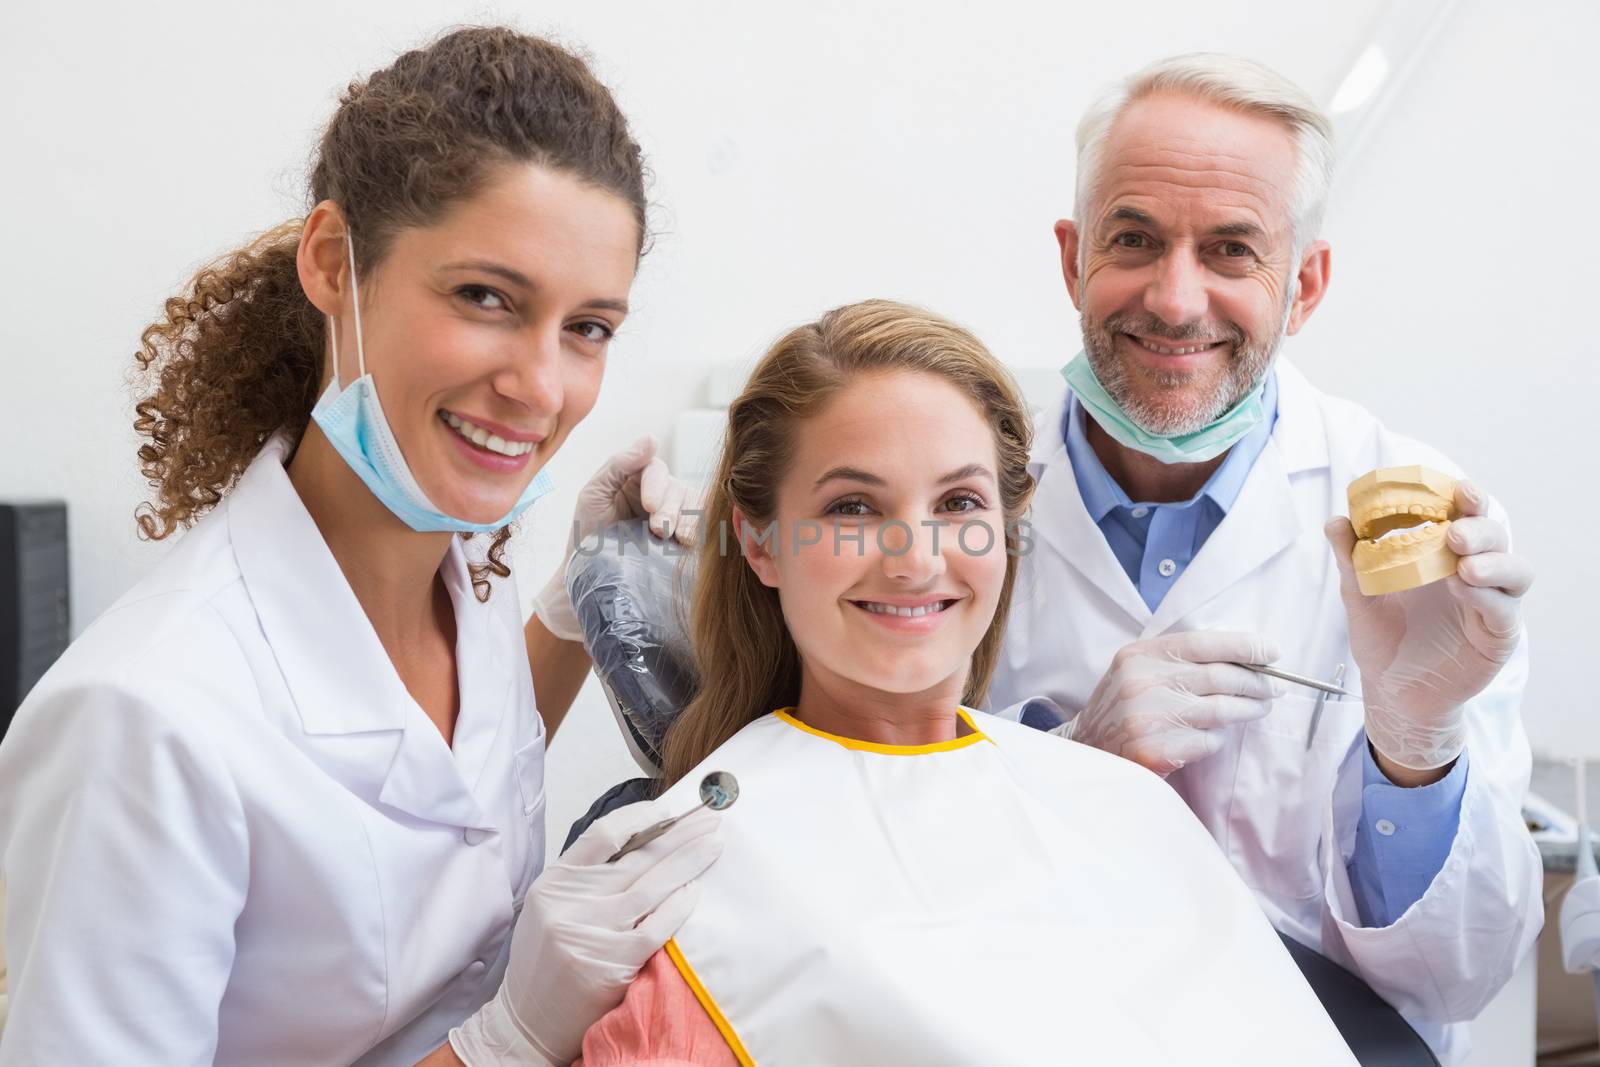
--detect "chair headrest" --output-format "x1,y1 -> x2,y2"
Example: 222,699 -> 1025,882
565,519 -> 700,774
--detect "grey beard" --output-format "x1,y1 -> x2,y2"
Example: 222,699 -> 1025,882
1081,299 -> 1289,436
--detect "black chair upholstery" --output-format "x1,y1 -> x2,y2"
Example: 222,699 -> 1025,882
1278,932 -> 1439,1066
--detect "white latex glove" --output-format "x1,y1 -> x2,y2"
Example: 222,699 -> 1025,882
1323,479 -> 1532,771
533,435 -> 705,642
449,800 -> 723,1066
1058,631 -> 1284,776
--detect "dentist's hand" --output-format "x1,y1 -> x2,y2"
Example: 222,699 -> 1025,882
533,436 -> 704,642
1060,631 -> 1283,776
449,800 -> 724,1067
1324,479 -> 1531,775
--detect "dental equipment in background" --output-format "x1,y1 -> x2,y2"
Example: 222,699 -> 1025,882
1560,757 -> 1600,1041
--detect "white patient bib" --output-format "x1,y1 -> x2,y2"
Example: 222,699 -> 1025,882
659,707 -> 1356,1067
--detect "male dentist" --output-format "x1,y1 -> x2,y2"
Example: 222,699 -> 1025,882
988,54 -> 1540,1062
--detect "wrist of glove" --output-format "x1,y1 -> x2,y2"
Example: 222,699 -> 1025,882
1363,701 -> 1467,772
532,562 -> 584,644
450,799 -> 723,1066
449,985 -> 559,1067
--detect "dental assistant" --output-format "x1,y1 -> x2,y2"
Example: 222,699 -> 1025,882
988,54 -> 1540,1063
0,28 -> 719,1067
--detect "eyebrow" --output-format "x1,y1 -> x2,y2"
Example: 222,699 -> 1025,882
812,463 -> 995,490
1103,208 -> 1267,242
1208,220 -> 1266,240
439,258 -> 630,314
1106,206 -> 1157,228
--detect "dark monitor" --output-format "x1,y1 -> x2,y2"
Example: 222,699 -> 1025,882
1,501 -> 70,737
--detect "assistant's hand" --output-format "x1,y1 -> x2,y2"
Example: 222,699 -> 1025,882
1062,631 -> 1283,776
448,800 -> 724,1066
533,436 -> 705,641
1324,479 -> 1531,773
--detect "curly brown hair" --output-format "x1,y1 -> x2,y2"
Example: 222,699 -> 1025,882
133,26 -> 647,599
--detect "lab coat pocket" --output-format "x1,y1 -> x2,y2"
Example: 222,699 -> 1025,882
512,736 -> 548,898
513,729 -> 547,817
1229,694 -> 1363,905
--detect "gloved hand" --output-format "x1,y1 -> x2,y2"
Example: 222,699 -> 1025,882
449,800 -> 723,1066
1323,479 -> 1531,772
1059,631 -> 1284,776
533,436 -> 704,642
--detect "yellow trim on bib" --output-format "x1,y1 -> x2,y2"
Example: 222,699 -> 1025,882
773,707 -> 990,754
664,937 -> 757,1066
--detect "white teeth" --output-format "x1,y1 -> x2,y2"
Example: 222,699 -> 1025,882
1134,337 -> 1217,356
440,412 -> 535,457
859,600 -> 951,618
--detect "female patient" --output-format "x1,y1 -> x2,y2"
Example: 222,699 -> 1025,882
576,300 -> 1355,1066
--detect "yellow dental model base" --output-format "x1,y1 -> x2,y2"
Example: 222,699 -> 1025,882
1346,466 -> 1459,596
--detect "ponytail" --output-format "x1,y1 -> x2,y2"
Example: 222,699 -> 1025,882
133,220 -> 321,541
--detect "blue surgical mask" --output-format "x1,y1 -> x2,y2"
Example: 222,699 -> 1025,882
310,233 -> 554,533
1061,351 -> 1265,465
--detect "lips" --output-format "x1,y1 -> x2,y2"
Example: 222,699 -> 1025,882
1346,466 -> 1459,595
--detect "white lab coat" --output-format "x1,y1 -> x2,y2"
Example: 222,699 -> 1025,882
988,360 -> 1543,1064
0,435 -> 547,1066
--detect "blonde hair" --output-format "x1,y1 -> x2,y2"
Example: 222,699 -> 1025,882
660,300 -> 1036,785
1074,52 -> 1335,254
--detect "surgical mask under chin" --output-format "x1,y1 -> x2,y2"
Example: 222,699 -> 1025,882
1060,351 -> 1265,466
310,234 -> 554,534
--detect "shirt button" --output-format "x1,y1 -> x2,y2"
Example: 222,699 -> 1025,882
463,828 -> 488,846
1157,558 -> 1177,578
1375,818 -> 1397,837
468,959 -> 487,975
1131,506 -> 1149,518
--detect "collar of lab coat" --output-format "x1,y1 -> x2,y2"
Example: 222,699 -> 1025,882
1026,358 -> 1332,632
226,433 -> 510,830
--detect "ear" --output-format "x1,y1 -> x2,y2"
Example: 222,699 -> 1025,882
731,508 -> 780,589
1285,239 -> 1331,335
1054,219 -> 1084,310
297,200 -> 353,320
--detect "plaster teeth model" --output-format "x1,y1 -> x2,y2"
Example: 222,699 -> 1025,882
1346,465 -> 1459,596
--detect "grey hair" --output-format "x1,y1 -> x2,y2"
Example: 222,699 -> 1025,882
1074,53 -> 1335,256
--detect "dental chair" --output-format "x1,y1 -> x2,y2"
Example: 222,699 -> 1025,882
565,520 -> 1439,1067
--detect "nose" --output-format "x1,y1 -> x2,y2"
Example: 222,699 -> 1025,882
877,517 -> 948,585
494,325 -> 564,416
1143,247 -> 1209,328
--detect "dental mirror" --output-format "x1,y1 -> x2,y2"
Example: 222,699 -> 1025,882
606,771 -> 739,863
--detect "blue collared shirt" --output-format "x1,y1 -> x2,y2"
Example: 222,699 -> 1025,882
1063,374 -> 1277,613
1062,371 -> 1465,924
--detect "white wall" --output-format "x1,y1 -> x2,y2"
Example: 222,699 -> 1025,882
2,0 -> 1595,859
1302,0 -> 1600,766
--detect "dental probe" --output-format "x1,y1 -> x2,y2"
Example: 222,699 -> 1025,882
1304,663 -> 1346,749
606,771 -> 739,863
1233,661 -> 1349,698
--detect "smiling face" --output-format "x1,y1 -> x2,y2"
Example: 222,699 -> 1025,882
333,162 -> 639,524
1062,92 -> 1307,435
738,371 -> 1009,704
